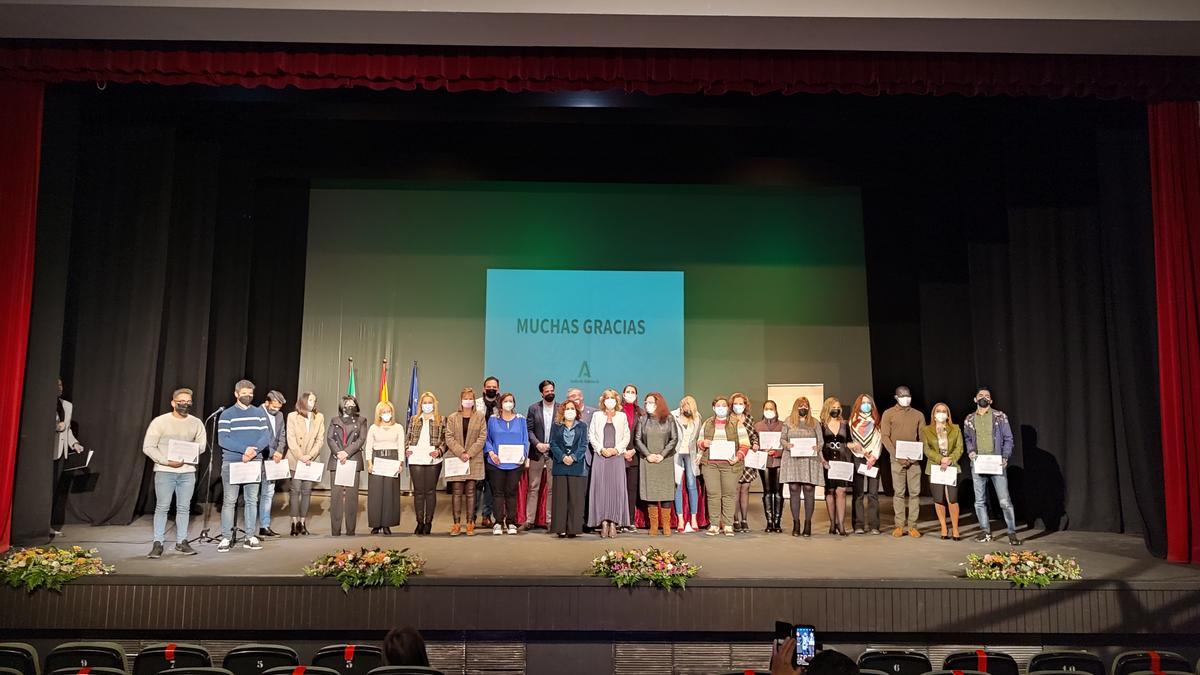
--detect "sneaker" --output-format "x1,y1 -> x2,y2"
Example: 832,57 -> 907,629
175,542 -> 198,556
706,526 -> 719,536
243,536 -> 263,550
507,524 -> 518,535
723,526 -> 735,537
492,524 -> 503,536
217,538 -> 231,552
466,522 -> 476,536
854,528 -> 865,535
975,532 -> 993,543
870,528 -> 882,535
892,527 -> 905,538
50,529 -> 64,536
147,541 -> 164,559
1008,533 -> 1022,546
450,523 -> 461,537
908,528 -> 922,538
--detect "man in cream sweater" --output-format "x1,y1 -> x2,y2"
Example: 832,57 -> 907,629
142,387 -> 207,558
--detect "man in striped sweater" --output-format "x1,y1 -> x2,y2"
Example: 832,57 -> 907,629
217,379 -> 273,552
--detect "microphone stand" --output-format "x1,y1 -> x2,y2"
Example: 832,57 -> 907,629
187,406 -> 225,546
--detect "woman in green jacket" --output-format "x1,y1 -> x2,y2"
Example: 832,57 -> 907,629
922,401 -> 964,540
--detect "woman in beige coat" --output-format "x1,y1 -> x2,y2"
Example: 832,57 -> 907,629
286,391 -> 326,536
443,387 -> 488,536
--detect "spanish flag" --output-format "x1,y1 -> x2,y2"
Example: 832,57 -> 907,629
379,358 -> 390,403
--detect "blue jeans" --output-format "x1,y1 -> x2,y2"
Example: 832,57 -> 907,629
153,471 -> 196,544
221,461 -> 260,540
674,456 -> 699,517
972,469 -> 1017,535
474,478 -> 494,519
259,474 -> 277,529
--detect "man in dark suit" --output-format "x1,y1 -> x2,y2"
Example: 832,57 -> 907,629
257,390 -> 288,538
523,379 -> 558,531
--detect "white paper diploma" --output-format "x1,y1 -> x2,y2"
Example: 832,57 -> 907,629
931,465 -> 959,486
709,439 -> 735,461
334,460 -> 358,487
895,440 -> 924,461
294,461 -> 325,482
758,431 -> 782,451
974,454 -> 1003,475
443,456 -> 470,477
407,445 -> 436,465
371,457 -> 402,477
789,437 -> 817,457
498,443 -> 526,464
264,459 -> 291,481
744,450 -> 768,470
167,439 -> 201,464
827,461 -> 854,481
229,460 -> 262,484
857,463 -> 880,478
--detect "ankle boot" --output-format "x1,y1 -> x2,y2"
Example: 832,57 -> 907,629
647,505 -> 660,535
802,520 -> 812,538
289,522 -> 298,537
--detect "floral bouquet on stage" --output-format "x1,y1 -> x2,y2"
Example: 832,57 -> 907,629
588,546 -> 700,590
963,549 -> 1082,588
303,547 -> 425,592
1,545 -> 114,592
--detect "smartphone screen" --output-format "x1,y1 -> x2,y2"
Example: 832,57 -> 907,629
794,624 -> 816,666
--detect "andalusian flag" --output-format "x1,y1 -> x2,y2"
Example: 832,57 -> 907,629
346,357 -> 357,398
379,358 -> 390,403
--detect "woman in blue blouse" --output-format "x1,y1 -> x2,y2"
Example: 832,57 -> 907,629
484,392 -> 529,535
549,399 -> 590,538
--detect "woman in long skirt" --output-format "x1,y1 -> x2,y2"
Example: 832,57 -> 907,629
364,401 -> 404,534
588,389 -> 631,538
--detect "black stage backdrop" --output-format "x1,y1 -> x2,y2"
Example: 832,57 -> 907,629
11,85 -> 1166,555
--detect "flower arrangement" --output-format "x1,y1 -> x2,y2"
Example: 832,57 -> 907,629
588,546 -> 700,590
963,549 -> 1082,588
1,546 -> 114,592
303,547 -> 425,592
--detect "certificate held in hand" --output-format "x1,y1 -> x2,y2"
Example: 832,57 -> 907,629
334,460 -> 359,487
895,440 -> 924,461
708,439 -> 735,461
407,445 -> 435,465
498,444 -> 525,465
857,463 -> 880,478
931,465 -> 959,486
827,460 -> 854,481
264,459 -> 291,481
443,456 -> 470,478
789,437 -> 817,458
294,461 -> 325,482
167,439 -> 201,465
371,457 -> 402,477
758,431 -> 782,451
974,454 -> 1004,475
744,450 -> 768,470
229,460 -> 262,484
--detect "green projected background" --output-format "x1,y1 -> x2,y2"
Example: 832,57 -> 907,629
299,181 -> 872,417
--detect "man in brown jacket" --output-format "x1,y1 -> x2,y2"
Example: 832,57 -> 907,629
880,385 -> 926,537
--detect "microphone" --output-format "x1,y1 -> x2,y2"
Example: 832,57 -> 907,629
205,406 -> 226,422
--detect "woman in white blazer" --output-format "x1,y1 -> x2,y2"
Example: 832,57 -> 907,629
52,378 -> 85,534
587,388 -> 632,538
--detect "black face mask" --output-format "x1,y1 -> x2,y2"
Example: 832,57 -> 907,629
829,409 -> 841,419
977,398 -> 992,408
174,403 -> 191,415
484,389 -> 498,400
342,405 -> 357,416
798,408 -> 809,417
683,410 -> 693,418
543,393 -> 555,403
238,395 -> 253,406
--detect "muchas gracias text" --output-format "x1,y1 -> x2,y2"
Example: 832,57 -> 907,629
516,317 -> 648,335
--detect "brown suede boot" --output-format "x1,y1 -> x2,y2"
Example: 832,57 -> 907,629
647,505 -> 660,535
660,506 -> 672,537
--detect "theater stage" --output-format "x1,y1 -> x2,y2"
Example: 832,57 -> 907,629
5,497 -> 1198,641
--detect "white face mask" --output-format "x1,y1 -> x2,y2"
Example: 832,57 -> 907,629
644,401 -> 657,414
714,405 -> 729,418
381,412 -> 393,422
604,398 -> 617,410
897,396 -> 912,407
763,410 -> 776,420
564,409 -> 577,421
935,412 -> 948,423
501,400 -> 515,412
421,403 -> 434,414
461,399 -> 474,409
623,392 -> 637,404
732,403 -> 745,415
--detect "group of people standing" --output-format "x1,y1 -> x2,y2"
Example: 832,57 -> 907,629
123,375 -> 1024,557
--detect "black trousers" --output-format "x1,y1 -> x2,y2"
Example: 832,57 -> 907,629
410,464 -> 441,526
551,474 -> 587,535
52,457 -> 73,530
485,464 -> 520,525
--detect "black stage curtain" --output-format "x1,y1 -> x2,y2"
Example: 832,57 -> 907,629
11,96 -> 309,537
864,113 -> 1166,555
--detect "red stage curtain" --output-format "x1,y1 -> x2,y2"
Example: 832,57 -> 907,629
0,45 -> 1198,100
0,81 -> 43,553
1148,100 -> 1200,565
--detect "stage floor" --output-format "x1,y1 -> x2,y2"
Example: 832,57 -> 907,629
46,495 -> 1200,583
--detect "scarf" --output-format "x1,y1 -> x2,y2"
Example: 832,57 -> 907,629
851,412 -> 877,445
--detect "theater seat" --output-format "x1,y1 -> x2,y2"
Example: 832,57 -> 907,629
49,667 -> 127,675
261,666 -> 341,675
133,644 -> 211,675
45,643 -> 126,673
1112,651 -> 1191,675
861,669 -> 890,675
221,646 -> 298,675
1126,671 -> 1192,675
927,670 -> 987,675
365,667 -> 445,675
312,646 -> 383,675
0,643 -> 40,675
858,650 -> 932,675
158,669 -> 233,675
944,650 -> 1019,675
1029,650 -> 1105,675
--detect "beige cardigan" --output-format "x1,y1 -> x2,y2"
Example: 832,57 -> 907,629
286,411 -> 326,471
